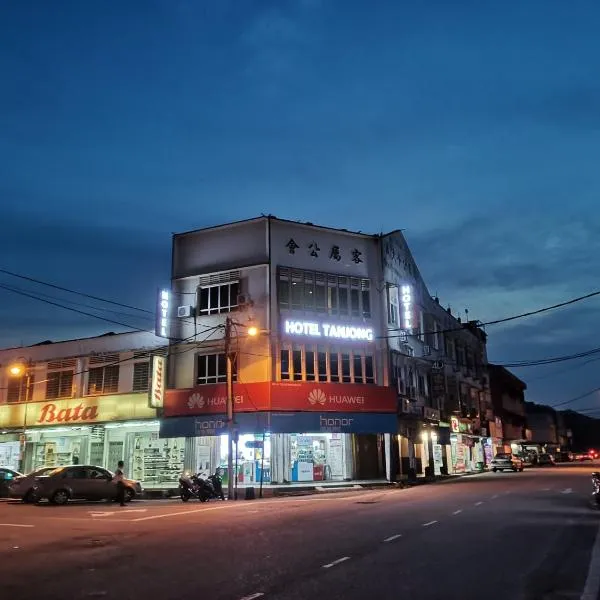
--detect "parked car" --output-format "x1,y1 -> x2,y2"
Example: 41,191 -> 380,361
490,453 -> 524,472
576,453 -> 593,461
537,453 -> 556,466
8,466 -> 56,502
31,465 -> 143,505
0,468 -> 22,498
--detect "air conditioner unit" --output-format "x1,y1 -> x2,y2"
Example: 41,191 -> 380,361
177,305 -> 192,318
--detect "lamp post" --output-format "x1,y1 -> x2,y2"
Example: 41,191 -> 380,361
224,317 -> 258,500
8,360 -> 33,472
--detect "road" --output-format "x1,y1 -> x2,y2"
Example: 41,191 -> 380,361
1,464 -> 600,600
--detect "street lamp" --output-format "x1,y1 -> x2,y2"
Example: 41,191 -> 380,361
224,317 -> 258,500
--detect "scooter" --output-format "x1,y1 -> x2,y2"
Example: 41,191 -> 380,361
179,471 -> 225,502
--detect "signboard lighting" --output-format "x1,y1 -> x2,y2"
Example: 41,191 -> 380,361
401,284 -> 413,331
283,319 -> 373,342
156,289 -> 170,338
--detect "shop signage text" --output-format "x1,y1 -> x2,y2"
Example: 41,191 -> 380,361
156,289 -> 170,338
37,403 -> 99,424
283,320 -> 374,342
149,355 -> 166,408
400,284 -> 413,331
164,382 -> 396,417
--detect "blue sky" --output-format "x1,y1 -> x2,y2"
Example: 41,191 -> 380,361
1,0 -> 599,411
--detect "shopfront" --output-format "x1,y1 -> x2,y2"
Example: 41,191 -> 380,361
0,394 -> 180,489
160,381 -> 397,484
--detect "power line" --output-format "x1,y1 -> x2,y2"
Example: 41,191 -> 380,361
0,267 -> 154,314
383,288 -> 600,340
550,385 -> 600,409
0,283 -> 148,333
527,356 -> 600,382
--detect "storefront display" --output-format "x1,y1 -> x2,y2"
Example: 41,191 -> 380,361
0,438 -> 20,471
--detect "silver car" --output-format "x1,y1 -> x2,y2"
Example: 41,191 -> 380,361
490,453 -> 524,472
8,467 -> 56,502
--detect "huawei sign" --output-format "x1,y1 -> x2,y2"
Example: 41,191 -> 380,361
308,389 -> 327,406
188,393 -> 205,409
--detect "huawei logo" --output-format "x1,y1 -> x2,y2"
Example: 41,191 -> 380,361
308,389 -> 327,406
188,393 -> 205,409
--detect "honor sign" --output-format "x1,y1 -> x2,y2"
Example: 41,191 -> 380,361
284,319 -> 374,342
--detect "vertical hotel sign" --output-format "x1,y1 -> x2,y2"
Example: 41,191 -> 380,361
156,289 -> 170,338
149,355 -> 166,409
400,284 -> 414,331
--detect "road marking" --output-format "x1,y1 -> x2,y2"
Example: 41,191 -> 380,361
90,512 -> 115,517
383,534 -> 402,542
132,504 -> 236,522
0,523 -> 34,528
491,494 -> 498,499
422,520 -> 438,527
562,488 -> 573,494
582,520 -> 600,599
475,501 -> 483,506
542,488 -> 551,491
239,594 -> 265,600
452,509 -> 462,515
323,556 -> 351,569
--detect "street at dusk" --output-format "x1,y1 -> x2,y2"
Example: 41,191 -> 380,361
2,466 -> 600,600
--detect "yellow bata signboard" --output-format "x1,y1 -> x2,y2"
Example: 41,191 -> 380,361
0,393 -> 156,429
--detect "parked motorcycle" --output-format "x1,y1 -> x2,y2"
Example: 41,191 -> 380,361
591,472 -> 600,508
179,471 -> 225,502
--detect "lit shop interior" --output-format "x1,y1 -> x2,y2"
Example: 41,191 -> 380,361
14,421 -> 186,489
181,432 -> 354,485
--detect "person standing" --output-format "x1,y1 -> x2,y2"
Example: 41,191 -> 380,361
113,460 -> 126,506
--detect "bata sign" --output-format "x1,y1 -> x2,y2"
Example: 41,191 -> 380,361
0,394 -> 156,429
283,320 -> 374,342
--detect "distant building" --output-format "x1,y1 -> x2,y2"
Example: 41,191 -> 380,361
525,402 -> 559,446
488,365 -> 527,450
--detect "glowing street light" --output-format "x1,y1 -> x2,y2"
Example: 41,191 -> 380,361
9,364 -> 25,377
247,325 -> 258,337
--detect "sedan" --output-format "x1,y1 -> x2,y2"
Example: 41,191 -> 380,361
0,468 -> 22,498
8,466 -> 56,502
490,453 -> 524,472
32,465 -> 143,505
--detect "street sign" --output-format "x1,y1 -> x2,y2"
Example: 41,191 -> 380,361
245,440 -> 264,449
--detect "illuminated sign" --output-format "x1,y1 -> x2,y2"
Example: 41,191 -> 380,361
149,355 -> 166,408
156,289 -> 170,338
450,416 -> 459,433
283,320 -> 374,342
400,284 -> 413,331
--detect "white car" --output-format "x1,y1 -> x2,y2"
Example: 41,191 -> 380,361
490,453 -> 524,472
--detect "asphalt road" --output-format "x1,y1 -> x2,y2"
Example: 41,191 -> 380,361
2,464 -> 600,600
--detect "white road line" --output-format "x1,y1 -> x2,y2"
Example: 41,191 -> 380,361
542,488 -> 551,491
383,534 -> 402,542
475,501 -> 484,506
452,509 -> 462,515
422,520 -> 438,527
562,488 -> 573,494
0,523 -> 34,528
239,593 -> 265,600
491,494 -> 498,499
132,505 -> 233,522
323,556 -> 351,569
582,520 -> 600,599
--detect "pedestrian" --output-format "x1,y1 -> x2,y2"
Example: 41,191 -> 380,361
113,460 -> 126,506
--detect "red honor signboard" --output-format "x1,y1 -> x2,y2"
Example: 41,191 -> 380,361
272,382 -> 395,413
164,382 -> 270,417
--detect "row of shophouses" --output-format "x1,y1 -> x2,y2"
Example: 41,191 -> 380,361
0,216 -> 534,490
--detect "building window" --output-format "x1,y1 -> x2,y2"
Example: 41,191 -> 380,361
278,267 -> 371,318
198,281 -> 240,315
87,365 -> 119,395
196,353 -> 237,385
7,373 -> 35,403
279,345 -> 375,384
281,349 -> 290,380
387,286 -> 399,325
132,361 -> 150,392
46,370 -> 74,399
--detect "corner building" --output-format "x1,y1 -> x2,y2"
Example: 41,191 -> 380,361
161,217 -> 397,485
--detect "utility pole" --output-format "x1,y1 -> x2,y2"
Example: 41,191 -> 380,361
225,317 -> 235,501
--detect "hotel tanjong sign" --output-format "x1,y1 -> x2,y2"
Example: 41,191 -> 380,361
283,319 -> 374,342
164,382 -> 396,416
0,394 -> 156,429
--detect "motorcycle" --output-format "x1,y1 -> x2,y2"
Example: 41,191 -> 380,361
179,471 -> 225,502
591,472 -> 600,508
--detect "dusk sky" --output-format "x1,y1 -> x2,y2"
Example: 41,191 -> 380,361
1,1 -> 599,411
